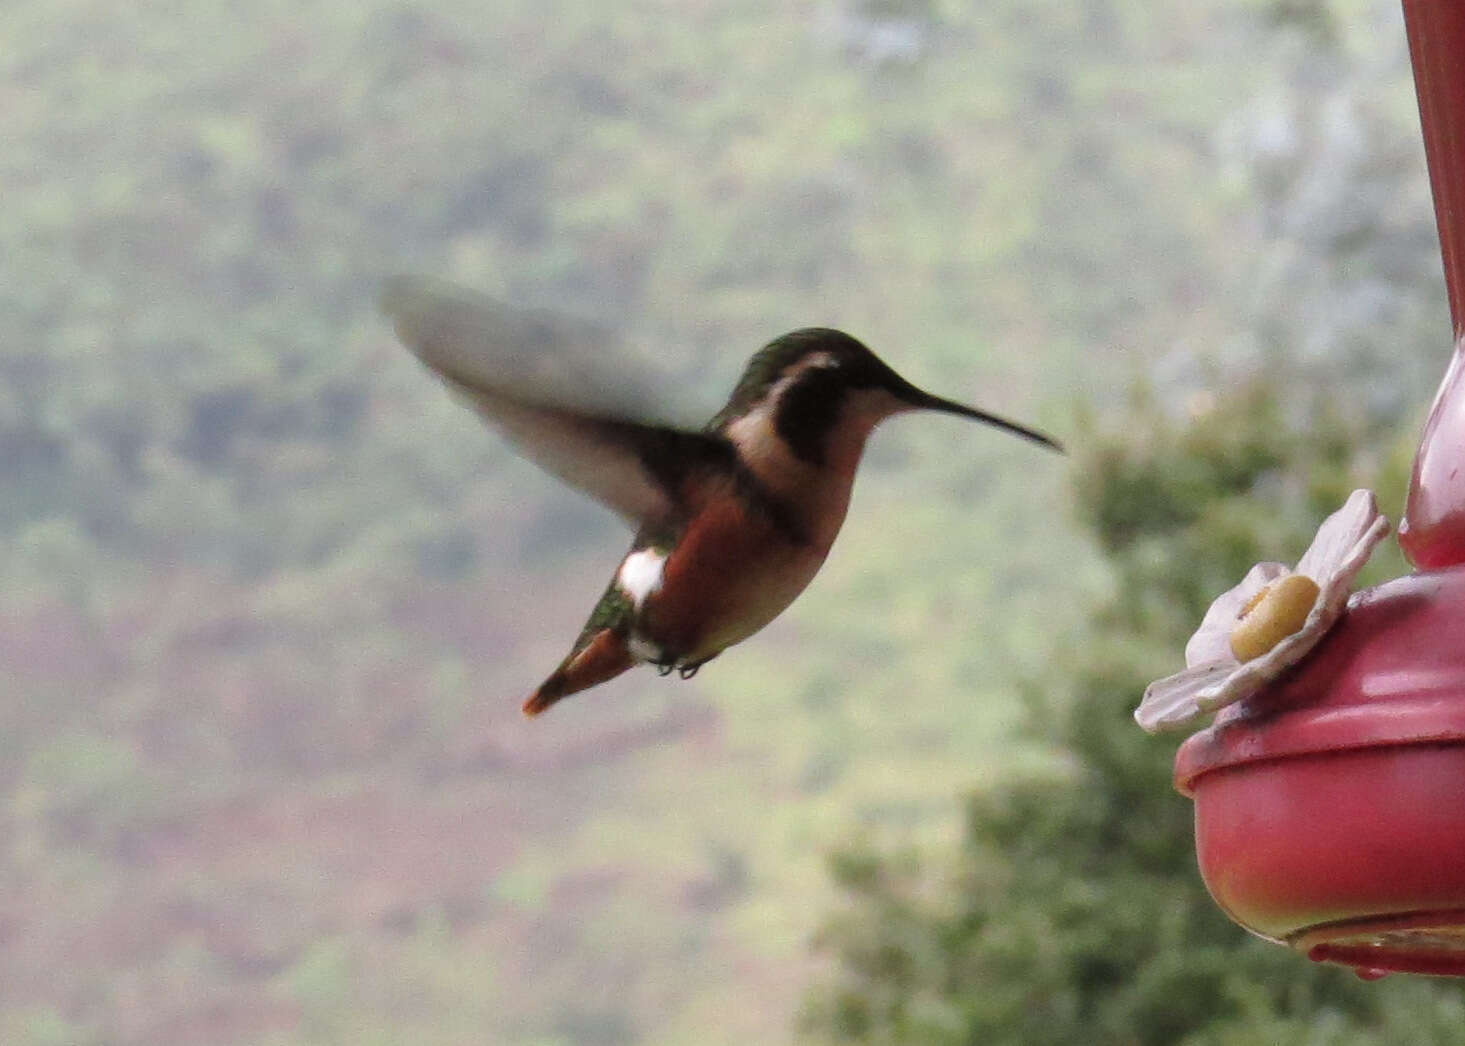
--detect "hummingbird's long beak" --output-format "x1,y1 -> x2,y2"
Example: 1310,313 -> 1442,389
897,384 -> 1063,453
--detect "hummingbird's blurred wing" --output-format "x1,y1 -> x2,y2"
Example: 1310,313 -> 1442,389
382,276 -> 732,527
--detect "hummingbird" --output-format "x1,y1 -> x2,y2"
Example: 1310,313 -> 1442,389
382,276 -> 1061,717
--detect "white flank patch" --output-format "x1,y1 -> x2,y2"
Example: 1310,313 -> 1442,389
617,548 -> 666,608
627,633 -> 664,663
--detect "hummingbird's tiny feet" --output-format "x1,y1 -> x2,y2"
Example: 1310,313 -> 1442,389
655,662 -> 675,677
678,665 -> 699,680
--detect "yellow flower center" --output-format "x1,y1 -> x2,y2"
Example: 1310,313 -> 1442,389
1229,573 -> 1321,662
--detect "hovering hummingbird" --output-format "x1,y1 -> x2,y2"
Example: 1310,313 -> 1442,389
382,276 -> 1061,717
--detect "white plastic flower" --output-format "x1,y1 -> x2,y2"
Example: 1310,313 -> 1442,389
1135,489 -> 1391,734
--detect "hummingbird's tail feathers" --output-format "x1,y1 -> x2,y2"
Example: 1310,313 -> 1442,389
522,628 -> 635,717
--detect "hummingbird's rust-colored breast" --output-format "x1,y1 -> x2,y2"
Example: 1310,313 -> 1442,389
641,490 -> 833,663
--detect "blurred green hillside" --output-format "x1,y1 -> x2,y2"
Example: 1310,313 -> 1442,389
0,0 -> 1448,1043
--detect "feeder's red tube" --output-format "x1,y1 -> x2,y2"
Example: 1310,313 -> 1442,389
1400,0 -> 1465,568
1400,0 -> 1465,336
1399,344 -> 1465,567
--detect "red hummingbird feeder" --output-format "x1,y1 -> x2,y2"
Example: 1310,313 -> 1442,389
1171,0 -> 1465,978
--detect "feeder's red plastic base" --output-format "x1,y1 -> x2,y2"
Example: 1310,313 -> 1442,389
1300,911 -> 1465,979
1175,567 -> 1465,977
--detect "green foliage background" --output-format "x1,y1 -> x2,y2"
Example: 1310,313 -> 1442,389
1,0 -> 1455,1042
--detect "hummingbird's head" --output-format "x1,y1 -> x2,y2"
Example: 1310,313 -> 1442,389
714,328 -> 1060,469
